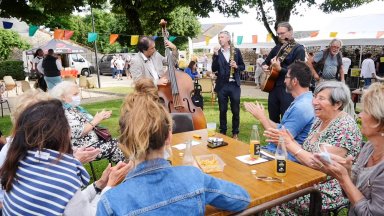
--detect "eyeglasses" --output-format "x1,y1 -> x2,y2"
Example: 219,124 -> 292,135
331,45 -> 341,49
285,75 -> 292,79
253,176 -> 284,183
277,31 -> 288,36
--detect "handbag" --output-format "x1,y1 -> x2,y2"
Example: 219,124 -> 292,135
93,125 -> 112,141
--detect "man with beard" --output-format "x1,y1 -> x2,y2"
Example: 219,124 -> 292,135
261,22 -> 305,123
212,31 -> 245,140
244,61 -> 314,161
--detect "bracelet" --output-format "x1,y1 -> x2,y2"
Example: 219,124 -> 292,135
294,148 -> 304,157
89,121 -> 95,128
93,182 -> 102,194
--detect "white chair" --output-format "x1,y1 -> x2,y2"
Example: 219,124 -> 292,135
79,75 -> 91,98
3,76 -> 17,96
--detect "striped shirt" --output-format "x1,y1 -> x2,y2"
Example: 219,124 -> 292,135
3,148 -> 90,216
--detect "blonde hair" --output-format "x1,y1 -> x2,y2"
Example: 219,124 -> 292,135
119,78 -> 172,160
10,89 -> 51,124
362,83 -> 384,129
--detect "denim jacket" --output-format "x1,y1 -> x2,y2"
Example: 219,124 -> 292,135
97,159 -> 250,216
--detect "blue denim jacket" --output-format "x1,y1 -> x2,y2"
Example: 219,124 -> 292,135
97,159 -> 250,216
263,91 -> 315,162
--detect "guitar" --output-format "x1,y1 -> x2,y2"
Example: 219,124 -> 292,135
260,64 -> 280,92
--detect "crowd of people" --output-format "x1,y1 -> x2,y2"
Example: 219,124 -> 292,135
0,22 -> 383,215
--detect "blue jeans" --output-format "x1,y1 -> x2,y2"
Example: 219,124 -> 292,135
44,76 -> 62,90
364,78 -> 372,88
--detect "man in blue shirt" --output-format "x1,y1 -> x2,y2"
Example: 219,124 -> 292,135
244,61 -> 314,162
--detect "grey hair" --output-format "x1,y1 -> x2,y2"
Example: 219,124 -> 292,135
329,38 -> 343,47
277,22 -> 293,31
218,30 -> 231,44
314,81 -> 350,110
362,83 -> 384,129
50,81 -> 78,101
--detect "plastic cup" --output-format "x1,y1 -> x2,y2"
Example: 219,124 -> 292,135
207,122 -> 216,137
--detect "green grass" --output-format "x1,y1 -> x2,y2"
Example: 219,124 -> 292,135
89,87 -> 133,95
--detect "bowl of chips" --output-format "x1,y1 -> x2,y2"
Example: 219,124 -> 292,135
195,154 -> 226,173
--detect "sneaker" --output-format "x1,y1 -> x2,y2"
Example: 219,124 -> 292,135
232,134 -> 239,140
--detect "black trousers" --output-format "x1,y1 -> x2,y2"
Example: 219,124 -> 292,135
268,84 -> 294,123
217,82 -> 241,135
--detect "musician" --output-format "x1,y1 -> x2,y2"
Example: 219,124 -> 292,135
130,36 -> 178,86
212,31 -> 245,140
262,22 -> 305,123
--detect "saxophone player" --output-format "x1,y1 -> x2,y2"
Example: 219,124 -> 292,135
212,31 -> 245,140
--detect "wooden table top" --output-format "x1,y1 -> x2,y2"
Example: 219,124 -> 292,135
171,129 -> 327,216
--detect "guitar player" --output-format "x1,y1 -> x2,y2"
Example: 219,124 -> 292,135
261,22 -> 305,123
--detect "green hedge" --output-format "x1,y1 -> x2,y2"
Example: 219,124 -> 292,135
0,61 -> 25,80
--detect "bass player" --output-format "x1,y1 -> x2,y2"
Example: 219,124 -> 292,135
261,22 -> 305,123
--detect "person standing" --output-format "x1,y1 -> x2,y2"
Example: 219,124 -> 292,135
360,53 -> 376,88
32,49 -> 47,91
254,54 -> 265,88
130,36 -> 178,86
262,22 -> 305,123
114,56 -> 125,81
212,31 -> 245,139
375,47 -> 384,77
38,49 -> 63,90
307,39 -> 345,83
111,56 -> 117,79
342,52 -> 351,77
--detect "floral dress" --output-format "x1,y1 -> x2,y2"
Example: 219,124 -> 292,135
64,103 -> 125,163
267,112 -> 362,215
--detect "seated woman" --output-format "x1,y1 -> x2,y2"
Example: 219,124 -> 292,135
0,100 -> 132,215
50,81 -> 125,163
184,61 -> 199,80
316,83 -> 384,215
97,79 -> 250,215
264,81 -> 362,215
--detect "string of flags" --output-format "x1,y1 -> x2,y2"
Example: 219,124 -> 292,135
2,21 -> 384,45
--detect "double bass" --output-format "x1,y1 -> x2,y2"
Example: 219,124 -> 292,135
158,19 -> 207,130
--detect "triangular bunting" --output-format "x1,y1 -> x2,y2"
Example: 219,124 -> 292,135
54,29 -> 64,39
131,35 -> 139,45
169,36 -> 177,42
310,31 -> 319,38
329,32 -> 338,38
252,35 -> 258,44
64,30 -> 74,40
29,25 -> 39,37
205,36 -> 211,45
376,31 -> 384,39
2,21 -> 13,29
236,36 -> 243,45
109,34 -> 119,44
88,32 -> 98,42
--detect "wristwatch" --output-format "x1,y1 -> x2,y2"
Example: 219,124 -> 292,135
93,182 -> 102,194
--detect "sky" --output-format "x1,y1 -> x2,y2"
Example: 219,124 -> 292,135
199,1 -> 384,31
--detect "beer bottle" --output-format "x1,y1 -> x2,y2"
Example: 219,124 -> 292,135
249,125 -> 261,159
275,136 -> 288,176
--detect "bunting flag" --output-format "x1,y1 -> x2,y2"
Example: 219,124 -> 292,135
266,33 -> 272,43
152,36 -> 158,41
310,31 -> 319,37
376,31 -> 384,39
29,25 -> 39,37
64,30 -> 74,40
237,36 -> 243,45
252,35 -> 258,44
169,36 -> 177,42
205,36 -> 210,45
109,34 -> 119,44
88,32 -> 98,42
329,32 -> 338,38
54,29 -> 64,39
2,21 -> 13,29
131,35 -> 139,45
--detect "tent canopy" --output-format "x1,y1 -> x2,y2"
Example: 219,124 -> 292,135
26,39 -> 85,55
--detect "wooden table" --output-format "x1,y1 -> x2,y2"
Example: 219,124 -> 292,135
171,129 -> 327,216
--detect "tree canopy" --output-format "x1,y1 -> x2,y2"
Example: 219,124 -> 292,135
0,29 -> 30,61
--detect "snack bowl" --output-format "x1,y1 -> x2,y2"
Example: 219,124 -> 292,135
195,154 -> 226,173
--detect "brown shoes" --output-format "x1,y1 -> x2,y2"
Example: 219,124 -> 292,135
232,134 -> 239,140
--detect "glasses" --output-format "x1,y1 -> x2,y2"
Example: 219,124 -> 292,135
331,45 -> 341,49
253,176 -> 284,183
277,31 -> 288,36
285,75 -> 292,79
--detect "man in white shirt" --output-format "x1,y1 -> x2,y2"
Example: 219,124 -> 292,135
342,52 -> 351,77
130,36 -> 178,86
114,56 -> 125,80
360,53 -> 376,88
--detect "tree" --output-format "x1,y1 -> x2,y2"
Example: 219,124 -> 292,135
0,29 -> 30,61
248,0 -> 375,44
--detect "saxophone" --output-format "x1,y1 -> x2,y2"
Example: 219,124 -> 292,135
229,32 -> 235,78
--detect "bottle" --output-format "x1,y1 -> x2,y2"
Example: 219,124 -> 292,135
182,140 -> 194,166
275,136 -> 288,177
249,125 -> 261,159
